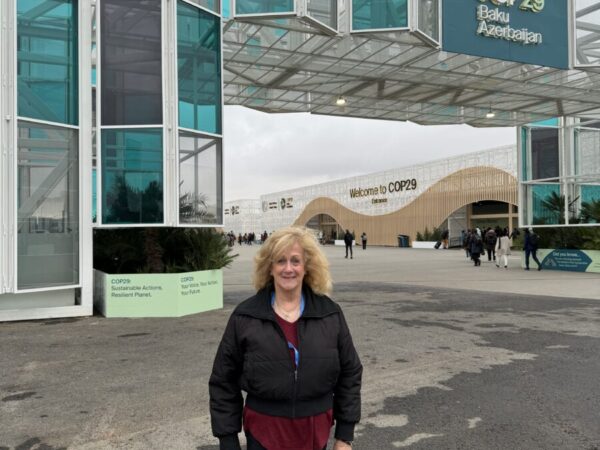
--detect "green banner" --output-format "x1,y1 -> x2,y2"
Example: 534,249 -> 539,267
95,270 -> 223,317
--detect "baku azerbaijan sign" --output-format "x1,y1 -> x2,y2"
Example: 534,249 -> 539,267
442,0 -> 568,69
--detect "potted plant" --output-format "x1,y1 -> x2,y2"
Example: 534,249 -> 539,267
93,228 -> 237,317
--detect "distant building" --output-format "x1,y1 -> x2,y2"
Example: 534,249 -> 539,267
225,146 -> 518,246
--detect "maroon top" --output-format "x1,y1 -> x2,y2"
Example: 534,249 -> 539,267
243,314 -> 334,450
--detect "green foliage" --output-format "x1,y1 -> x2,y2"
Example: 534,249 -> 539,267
535,226 -> 600,250
415,227 -> 442,241
94,227 -> 237,274
531,197 -> 600,250
104,175 -> 163,223
580,199 -> 600,223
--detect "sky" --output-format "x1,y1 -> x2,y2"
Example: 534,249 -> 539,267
223,106 -> 517,202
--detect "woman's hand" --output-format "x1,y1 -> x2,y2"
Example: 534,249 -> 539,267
333,439 -> 352,449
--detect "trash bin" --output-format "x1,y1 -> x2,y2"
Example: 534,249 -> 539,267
397,235 -> 409,247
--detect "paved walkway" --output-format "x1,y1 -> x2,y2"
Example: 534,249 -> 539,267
1,245 -> 599,449
224,245 -> 600,300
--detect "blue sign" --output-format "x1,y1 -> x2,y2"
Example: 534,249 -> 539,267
442,0 -> 569,69
541,249 -> 592,272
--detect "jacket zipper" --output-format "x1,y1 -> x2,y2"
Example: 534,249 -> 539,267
272,319 -> 298,418
294,319 -> 303,419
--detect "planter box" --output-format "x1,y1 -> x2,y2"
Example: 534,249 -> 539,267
94,269 -> 223,318
412,241 -> 439,249
521,249 -> 600,273
334,240 -> 356,246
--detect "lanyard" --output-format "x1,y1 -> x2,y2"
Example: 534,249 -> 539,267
271,293 -> 305,367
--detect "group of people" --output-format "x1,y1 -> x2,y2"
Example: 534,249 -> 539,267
225,231 -> 270,247
462,227 -> 542,270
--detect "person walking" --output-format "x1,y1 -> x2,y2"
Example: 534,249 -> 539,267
495,229 -> 511,269
360,232 -> 367,250
524,228 -> 542,270
464,229 -> 472,259
209,227 -> 362,450
344,229 -> 353,259
485,228 -> 497,262
441,229 -> 449,249
470,232 -> 483,266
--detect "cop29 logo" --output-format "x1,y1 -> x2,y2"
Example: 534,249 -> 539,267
478,0 -> 544,13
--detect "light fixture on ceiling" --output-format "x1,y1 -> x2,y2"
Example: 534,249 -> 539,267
485,107 -> 495,119
336,96 -> 346,106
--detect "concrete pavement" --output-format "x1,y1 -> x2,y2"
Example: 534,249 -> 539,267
1,245 -> 599,449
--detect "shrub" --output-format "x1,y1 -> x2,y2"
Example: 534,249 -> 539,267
94,228 -> 237,274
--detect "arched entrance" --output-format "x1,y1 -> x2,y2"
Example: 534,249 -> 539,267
305,214 -> 343,244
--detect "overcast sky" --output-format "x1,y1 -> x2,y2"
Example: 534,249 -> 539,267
223,106 -> 517,202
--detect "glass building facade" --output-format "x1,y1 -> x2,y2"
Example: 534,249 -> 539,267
16,0 -> 81,291
0,0 -> 221,320
520,118 -> 600,226
98,0 -> 223,227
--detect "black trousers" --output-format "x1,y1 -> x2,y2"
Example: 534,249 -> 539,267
525,248 -> 541,269
345,244 -> 353,258
246,432 -> 327,450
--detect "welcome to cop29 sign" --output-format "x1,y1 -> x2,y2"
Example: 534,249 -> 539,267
442,0 -> 569,69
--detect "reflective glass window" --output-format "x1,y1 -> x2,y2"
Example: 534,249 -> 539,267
17,0 -> 78,125
528,184 -> 563,225
223,0 -> 231,18
179,133 -> 222,224
186,0 -> 220,14
308,0 -> 337,29
352,0 -> 408,31
17,121 -> 79,289
520,127 -> 528,181
575,0 -> 600,66
236,0 -> 294,15
580,185 -> 600,224
178,1 -> 222,134
575,128 -> 600,178
101,0 -> 162,126
531,128 -> 559,180
417,0 -> 439,42
101,129 -> 164,224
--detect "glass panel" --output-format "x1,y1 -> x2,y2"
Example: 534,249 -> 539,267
580,185 -> 600,224
521,126 -> 528,181
179,133 -> 222,225
187,0 -> 220,14
17,0 -> 78,125
101,129 -> 164,224
575,128 -> 600,178
472,201 -> 509,215
418,0 -> 439,42
223,0 -> 231,18
528,184 -> 563,225
575,0 -> 600,66
17,121 -> 79,289
308,0 -> 337,29
531,128 -> 559,180
236,0 -> 294,15
101,0 -> 162,126
177,1 -> 222,134
352,0 -> 408,31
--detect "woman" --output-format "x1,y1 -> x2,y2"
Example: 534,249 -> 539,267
495,229 -> 511,269
209,227 -> 362,450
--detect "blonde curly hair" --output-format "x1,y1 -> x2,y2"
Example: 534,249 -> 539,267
253,227 -> 332,296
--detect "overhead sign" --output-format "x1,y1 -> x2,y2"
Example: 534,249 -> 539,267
442,0 -> 569,69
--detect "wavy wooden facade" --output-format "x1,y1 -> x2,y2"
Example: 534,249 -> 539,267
293,167 -> 518,246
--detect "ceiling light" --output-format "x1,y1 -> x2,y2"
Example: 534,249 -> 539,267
486,108 -> 495,119
336,96 -> 346,106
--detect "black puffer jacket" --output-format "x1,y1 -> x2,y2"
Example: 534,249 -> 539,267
209,285 -> 362,450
